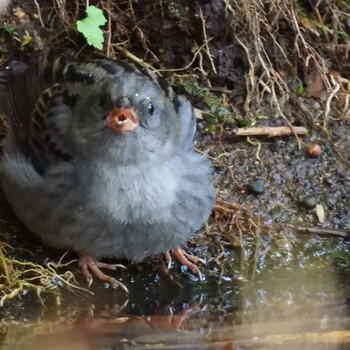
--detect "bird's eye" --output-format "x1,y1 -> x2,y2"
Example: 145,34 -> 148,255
148,102 -> 154,116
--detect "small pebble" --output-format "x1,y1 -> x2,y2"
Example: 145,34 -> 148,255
313,101 -> 321,110
289,157 -> 299,166
197,121 -> 205,129
300,197 -> 317,210
263,215 -> 273,225
247,180 -> 265,195
284,155 -> 291,163
275,238 -> 293,251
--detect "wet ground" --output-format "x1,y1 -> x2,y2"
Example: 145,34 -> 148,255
1,254 -> 350,349
0,0 -> 350,348
0,116 -> 349,348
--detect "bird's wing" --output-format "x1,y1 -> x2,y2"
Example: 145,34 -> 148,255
3,57 -> 76,174
6,61 -> 40,160
173,95 -> 197,152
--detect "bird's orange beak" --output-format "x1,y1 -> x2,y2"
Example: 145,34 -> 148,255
107,108 -> 139,132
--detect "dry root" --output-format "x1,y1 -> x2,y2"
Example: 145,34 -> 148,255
0,243 -> 90,306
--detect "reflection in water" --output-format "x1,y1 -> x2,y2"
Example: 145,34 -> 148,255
0,259 -> 350,349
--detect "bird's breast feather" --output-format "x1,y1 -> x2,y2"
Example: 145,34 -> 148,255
86,161 -> 179,225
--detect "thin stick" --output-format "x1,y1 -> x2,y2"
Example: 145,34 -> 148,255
286,224 -> 350,240
233,126 -> 308,137
104,1 -> 112,58
33,0 -> 45,28
199,7 -> 217,74
113,45 -> 157,72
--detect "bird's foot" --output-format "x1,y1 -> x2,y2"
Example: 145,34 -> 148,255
78,253 -> 128,292
170,246 -> 206,281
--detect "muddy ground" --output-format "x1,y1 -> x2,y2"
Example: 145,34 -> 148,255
0,0 -> 349,347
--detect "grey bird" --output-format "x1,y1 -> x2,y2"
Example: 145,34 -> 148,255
0,56 -> 215,291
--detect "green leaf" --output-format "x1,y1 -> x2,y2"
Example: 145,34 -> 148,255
76,6 -> 107,50
2,23 -> 17,35
296,84 -> 305,94
183,84 -> 193,94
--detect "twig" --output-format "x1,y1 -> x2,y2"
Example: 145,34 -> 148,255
113,45 -> 157,72
154,41 -> 211,76
103,1 -> 112,58
198,7 -> 217,75
128,0 -> 159,62
250,217 -> 261,279
232,126 -> 308,137
33,0 -> 45,28
215,198 -> 241,211
324,76 -> 340,121
236,38 -> 256,114
286,224 -> 350,240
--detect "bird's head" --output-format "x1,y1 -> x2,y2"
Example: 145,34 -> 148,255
64,60 -> 181,164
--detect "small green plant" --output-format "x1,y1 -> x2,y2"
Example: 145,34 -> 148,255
183,81 -> 210,99
235,115 -> 253,128
207,98 -> 234,132
2,23 -> 17,35
296,83 -> 305,95
181,81 -> 235,131
77,5 -> 107,50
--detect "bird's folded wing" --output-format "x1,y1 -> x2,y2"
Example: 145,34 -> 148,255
174,95 -> 197,152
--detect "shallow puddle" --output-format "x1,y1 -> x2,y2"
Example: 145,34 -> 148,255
1,256 -> 350,349
1,189 -> 350,349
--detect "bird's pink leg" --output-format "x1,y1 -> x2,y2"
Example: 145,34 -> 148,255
171,246 -> 205,280
78,253 -> 128,292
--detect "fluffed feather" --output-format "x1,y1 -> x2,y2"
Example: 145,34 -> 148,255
0,56 -> 214,278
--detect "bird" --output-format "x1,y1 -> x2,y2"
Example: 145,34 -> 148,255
0,56 -> 215,291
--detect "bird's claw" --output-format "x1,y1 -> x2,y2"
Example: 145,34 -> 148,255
78,253 -> 129,293
170,246 -> 205,281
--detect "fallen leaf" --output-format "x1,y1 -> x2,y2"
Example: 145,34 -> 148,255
316,204 -> 325,223
304,63 -> 328,101
194,108 -> 203,119
13,7 -> 26,22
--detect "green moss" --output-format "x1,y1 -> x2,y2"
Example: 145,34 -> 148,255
179,81 -> 235,131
